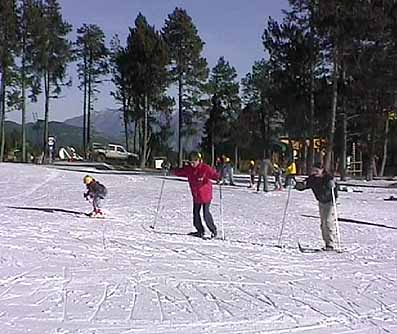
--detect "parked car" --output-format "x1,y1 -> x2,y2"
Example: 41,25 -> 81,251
90,143 -> 139,163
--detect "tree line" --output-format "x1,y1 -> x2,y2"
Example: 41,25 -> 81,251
1,0 -> 397,178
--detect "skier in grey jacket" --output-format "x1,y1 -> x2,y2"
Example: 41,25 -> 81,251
256,156 -> 275,192
296,162 -> 338,250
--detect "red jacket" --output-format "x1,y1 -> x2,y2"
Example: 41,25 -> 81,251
174,163 -> 219,204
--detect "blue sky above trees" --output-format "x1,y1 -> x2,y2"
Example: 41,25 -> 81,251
8,0 -> 289,123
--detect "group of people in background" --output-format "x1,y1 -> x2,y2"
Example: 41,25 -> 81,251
248,158 -> 296,192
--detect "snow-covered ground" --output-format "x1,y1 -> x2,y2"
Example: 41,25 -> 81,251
0,163 -> 396,334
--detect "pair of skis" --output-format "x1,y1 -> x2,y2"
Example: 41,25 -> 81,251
297,242 -> 344,253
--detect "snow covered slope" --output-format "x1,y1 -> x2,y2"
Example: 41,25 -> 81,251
0,163 -> 396,333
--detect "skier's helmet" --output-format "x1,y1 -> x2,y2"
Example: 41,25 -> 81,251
83,175 -> 93,185
190,151 -> 202,162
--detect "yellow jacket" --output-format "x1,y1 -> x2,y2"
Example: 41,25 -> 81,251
286,162 -> 296,175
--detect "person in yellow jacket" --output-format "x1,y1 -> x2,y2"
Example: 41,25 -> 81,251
284,160 -> 297,188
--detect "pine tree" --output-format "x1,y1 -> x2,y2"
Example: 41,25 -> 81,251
110,35 -> 131,151
17,0 -> 42,162
203,57 -> 240,165
125,13 -> 170,167
162,7 -> 208,166
0,0 -> 18,162
75,24 -> 109,155
29,0 -> 72,158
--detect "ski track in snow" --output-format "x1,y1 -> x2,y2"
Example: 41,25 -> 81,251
0,163 -> 396,333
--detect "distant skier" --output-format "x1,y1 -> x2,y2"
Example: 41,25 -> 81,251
284,159 -> 297,188
295,162 -> 338,251
222,155 -> 235,186
161,159 -> 171,176
174,152 -> 220,238
248,160 -> 256,188
273,162 -> 283,190
215,156 -> 224,184
256,155 -> 275,192
83,175 -> 108,218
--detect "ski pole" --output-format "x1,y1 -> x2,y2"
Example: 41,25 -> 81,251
150,175 -> 166,229
220,183 -> 225,240
277,184 -> 292,247
331,185 -> 342,251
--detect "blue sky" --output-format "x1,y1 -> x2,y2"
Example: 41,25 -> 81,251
8,0 -> 290,123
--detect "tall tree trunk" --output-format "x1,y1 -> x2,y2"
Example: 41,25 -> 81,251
134,120 -> 137,154
379,115 -> 389,177
87,64 -> 92,149
340,110 -> 347,180
43,71 -> 50,159
178,75 -> 183,167
83,56 -> 87,157
234,145 -> 238,172
306,63 -> 315,174
211,143 -> 215,167
325,46 -> 339,172
366,116 -> 376,181
211,110 -> 215,166
122,83 -> 129,152
0,70 -> 6,162
21,38 -> 27,163
141,95 -> 148,169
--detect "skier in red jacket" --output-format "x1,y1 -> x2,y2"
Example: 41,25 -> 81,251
174,151 -> 220,238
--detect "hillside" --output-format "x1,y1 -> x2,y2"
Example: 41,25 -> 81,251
64,109 -> 125,142
4,120 -> 117,151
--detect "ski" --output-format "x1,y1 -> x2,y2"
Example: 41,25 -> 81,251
187,232 -> 219,240
298,242 -> 344,253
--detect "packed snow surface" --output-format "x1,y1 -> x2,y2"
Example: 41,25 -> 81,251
0,163 -> 396,334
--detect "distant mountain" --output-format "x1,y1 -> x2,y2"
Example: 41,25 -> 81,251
63,108 -> 204,152
64,109 -> 125,142
5,120 -> 114,151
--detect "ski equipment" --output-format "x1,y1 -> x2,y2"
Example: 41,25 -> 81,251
150,175 -> 166,229
220,183 -> 225,240
331,186 -> 342,251
277,184 -> 292,247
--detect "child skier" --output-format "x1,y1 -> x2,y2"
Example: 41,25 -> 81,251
174,152 -> 220,238
83,175 -> 108,218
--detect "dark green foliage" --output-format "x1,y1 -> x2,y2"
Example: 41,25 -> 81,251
28,0 -> 72,155
202,57 -> 240,164
75,24 -> 109,154
119,13 -> 171,167
162,7 -> 208,165
0,0 -> 18,161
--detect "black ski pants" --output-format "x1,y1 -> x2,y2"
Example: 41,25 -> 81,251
193,203 -> 217,235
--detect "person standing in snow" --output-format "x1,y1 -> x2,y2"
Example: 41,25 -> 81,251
248,160 -> 256,188
284,159 -> 297,188
173,152 -> 220,238
295,162 -> 338,250
222,155 -> 235,186
256,155 -> 275,192
215,156 -> 224,184
83,175 -> 108,218
273,162 -> 283,190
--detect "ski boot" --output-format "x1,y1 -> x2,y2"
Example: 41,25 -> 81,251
90,209 -> 105,218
